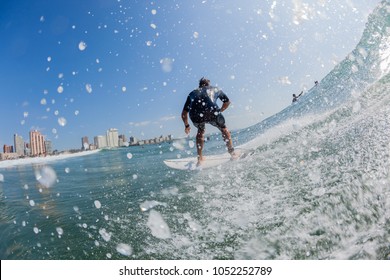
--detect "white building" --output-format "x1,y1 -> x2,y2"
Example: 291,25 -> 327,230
14,134 -> 24,156
106,128 -> 119,148
45,140 -> 53,155
94,135 -> 107,149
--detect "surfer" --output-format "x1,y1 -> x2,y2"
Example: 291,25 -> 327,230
292,91 -> 303,103
181,77 -> 236,166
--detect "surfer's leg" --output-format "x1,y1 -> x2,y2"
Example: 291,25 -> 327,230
196,127 -> 205,165
220,127 -> 236,158
211,114 -> 235,158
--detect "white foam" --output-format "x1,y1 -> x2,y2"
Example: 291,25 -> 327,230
0,150 -> 101,169
147,210 -> 171,239
379,35 -> 390,76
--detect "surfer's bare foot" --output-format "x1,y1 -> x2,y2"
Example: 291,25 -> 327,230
197,156 -> 204,166
230,151 -> 239,160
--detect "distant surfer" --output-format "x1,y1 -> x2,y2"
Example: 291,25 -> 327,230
292,91 -> 303,103
181,77 -> 236,166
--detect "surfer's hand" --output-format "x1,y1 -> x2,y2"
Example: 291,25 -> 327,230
185,125 -> 191,134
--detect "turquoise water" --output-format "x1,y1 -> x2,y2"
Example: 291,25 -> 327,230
1,1 -> 390,260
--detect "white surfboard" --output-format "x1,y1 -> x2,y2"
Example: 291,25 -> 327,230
163,148 -> 253,171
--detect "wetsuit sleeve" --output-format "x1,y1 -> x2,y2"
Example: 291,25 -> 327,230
182,95 -> 191,112
218,90 -> 229,103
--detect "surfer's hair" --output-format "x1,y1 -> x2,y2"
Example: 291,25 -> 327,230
199,77 -> 210,87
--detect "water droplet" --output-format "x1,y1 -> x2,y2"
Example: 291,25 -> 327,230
35,166 -> 57,188
160,58 -> 174,73
99,228 -> 112,242
85,84 -> 92,93
127,153 -> 133,159
116,243 -> 132,256
58,117 -> 67,127
78,41 -> 87,51
94,200 -> 102,209
56,227 -> 64,235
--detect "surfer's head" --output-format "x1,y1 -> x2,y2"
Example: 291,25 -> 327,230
199,77 -> 210,87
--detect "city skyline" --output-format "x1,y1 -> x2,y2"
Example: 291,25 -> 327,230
1,125 -> 173,159
0,0 -> 381,151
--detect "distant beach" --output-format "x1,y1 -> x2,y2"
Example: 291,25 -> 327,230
0,149 -> 101,169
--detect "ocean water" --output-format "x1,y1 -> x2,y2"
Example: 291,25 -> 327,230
1,1 -> 390,260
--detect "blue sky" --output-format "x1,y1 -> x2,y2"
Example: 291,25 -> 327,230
0,0 -> 381,151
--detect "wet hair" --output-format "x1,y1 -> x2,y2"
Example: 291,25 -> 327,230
199,77 -> 210,87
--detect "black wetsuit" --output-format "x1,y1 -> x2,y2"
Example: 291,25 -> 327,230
183,86 -> 229,130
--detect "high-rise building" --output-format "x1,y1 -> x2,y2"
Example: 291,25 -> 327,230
45,140 -> 53,155
29,130 -> 46,156
81,136 -> 89,150
129,136 -> 139,145
3,145 -> 13,153
25,143 -> 30,156
118,134 -> 127,147
94,135 -> 107,149
106,128 -> 119,148
14,134 -> 24,156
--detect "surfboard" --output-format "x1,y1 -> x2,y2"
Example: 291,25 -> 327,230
163,148 -> 253,171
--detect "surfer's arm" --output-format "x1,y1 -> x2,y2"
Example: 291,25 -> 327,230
181,109 -> 191,134
218,91 -> 230,112
220,100 -> 230,112
182,96 -> 192,134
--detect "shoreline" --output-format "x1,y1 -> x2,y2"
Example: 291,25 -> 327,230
0,149 -> 101,169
